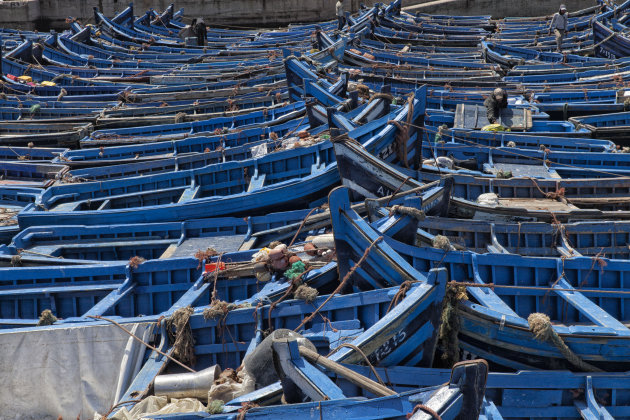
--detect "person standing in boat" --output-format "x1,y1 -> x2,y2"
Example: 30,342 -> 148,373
178,19 -> 195,42
194,18 -> 207,46
484,88 -> 508,124
336,0 -> 345,31
548,4 -> 568,53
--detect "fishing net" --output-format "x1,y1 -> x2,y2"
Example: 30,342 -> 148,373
284,261 -> 306,281
432,235 -> 451,251
438,284 -> 468,367
293,284 -> 318,303
206,399 -> 224,414
496,169 -> 513,179
37,309 -> 58,326
203,299 -> 250,320
165,306 -> 196,366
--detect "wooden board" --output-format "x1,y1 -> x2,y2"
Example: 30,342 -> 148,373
454,104 -> 532,130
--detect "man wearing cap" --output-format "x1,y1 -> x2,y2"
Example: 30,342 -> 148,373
549,5 -> 569,53
484,88 -> 508,124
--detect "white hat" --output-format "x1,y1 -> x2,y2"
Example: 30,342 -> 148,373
493,88 -> 506,99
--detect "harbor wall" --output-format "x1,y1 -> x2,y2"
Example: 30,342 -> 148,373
0,0 -> 41,31
403,0 -> 597,19
31,0 -> 387,29
0,0 -> 599,31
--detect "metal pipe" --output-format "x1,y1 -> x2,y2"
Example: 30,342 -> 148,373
154,365 -> 221,399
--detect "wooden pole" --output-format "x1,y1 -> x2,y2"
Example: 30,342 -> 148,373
298,346 -> 396,397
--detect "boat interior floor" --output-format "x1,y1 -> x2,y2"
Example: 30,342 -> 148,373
163,235 -> 248,258
494,198 -> 579,212
485,162 -> 561,179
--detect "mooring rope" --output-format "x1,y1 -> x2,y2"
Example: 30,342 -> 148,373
293,236 -> 384,332
527,312 -> 603,372
87,315 -> 195,373
326,342 -> 387,386
448,280 -> 630,296
406,404 -> 442,420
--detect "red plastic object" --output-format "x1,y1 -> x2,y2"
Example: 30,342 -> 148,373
204,262 -> 226,273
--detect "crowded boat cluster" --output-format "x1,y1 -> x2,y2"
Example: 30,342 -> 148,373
5,0 -> 630,418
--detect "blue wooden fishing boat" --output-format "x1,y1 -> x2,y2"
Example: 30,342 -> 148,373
423,126 -> 614,153
53,119 -> 307,168
316,29 -> 492,70
94,8 -> 182,46
0,249 -> 340,328
91,98 -> 294,130
330,185 -> 630,371
570,110 -> 630,144
81,101 -> 306,146
121,77 -> 286,104
414,216 -> 630,259
9,1 -> 630,418
426,89 -> 630,120
425,108 -> 591,138
2,42 -> 132,90
62,139 -> 274,181
1,207 -> 329,264
0,161 -> 68,187
61,97 -> 390,181
101,96 -> 289,120
331,365 -> 630,419
0,147 -> 67,165
0,121 -> 92,147
18,88 -> 426,227
333,137 -> 630,215
0,269 -> 446,417
151,358 -> 487,420
111,271 -> 446,412
215,362 -> 630,418
41,41 -> 184,73
3,167 -> 448,264
0,186 -> 40,244
592,0 -> 630,59
68,25 -> 209,59
420,140 -> 630,178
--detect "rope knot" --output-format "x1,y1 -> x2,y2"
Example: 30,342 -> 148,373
527,312 -> 602,372
386,280 -> 415,313
195,248 -> 219,269
10,255 -> 22,267
527,312 -> 553,342
236,401 -> 260,420
128,256 -> 145,270
545,187 -> 565,200
174,112 -> 187,123
432,235 -> 451,251
388,205 -> 425,221
406,404 -> 442,420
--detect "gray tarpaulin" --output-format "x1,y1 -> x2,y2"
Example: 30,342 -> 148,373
0,322 -> 154,420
